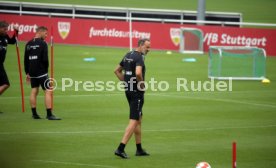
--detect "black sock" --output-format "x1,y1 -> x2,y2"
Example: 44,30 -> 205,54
46,108 -> 52,116
136,143 -> 142,151
117,143 -> 126,152
31,108 -> 38,116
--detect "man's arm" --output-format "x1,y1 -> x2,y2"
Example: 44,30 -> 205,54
136,66 -> 144,89
24,44 -> 29,75
136,66 -> 143,82
42,42 -> 49,69
114,65 -> 124,81
24,44 -> 30,84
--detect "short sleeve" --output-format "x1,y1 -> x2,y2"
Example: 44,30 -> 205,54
136,54 -> 144,67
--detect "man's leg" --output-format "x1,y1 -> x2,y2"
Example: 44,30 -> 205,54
0,84 -> 9,95
44,90 -> 52,109
41,76 -> 61,120
30,88 -> 39,108
44,90 -> 61,120
134,117 -> 149,156
122,119 -> 140,144
0,69 -> 10,95
115,92 -> 143,159
30,87 -> 41,119
134,118 -> 142,144
115,119 -> 139,159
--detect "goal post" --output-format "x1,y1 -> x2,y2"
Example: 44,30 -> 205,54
208,46 -> 266,80
179,27 -> 204,54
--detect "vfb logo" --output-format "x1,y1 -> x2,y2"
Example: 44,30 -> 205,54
170,28 -> 181,46
58,22 -> 71,40
204,33 -> 219,45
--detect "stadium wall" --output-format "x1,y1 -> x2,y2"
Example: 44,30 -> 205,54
1,13 -> 276,56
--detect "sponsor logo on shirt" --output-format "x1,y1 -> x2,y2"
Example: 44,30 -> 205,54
125,71 -> 132,75
27,45 -> 40,50
29,55 -> 38,60
124,57 -> 133,63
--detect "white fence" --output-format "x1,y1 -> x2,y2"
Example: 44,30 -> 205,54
1,1 -> 276,51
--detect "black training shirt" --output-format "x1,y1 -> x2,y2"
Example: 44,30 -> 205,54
120,50 -> 145,92
24,38 -> 48,78
0,34 -> 16,65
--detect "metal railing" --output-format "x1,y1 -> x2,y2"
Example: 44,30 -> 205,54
0,1 -> 249,26
1,9 -> 276,28
0,1 -> 276,28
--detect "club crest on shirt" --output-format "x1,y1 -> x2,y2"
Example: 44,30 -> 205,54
58,22 -> 70,40
170,28 -> 181,46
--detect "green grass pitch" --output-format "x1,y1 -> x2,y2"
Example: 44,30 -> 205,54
0,43 -> 276,168
1,0 -> 276,167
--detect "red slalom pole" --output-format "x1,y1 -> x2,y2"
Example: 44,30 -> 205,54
232,141 -> 237,168
15,31 -> 25,112
50,26 -> 54,110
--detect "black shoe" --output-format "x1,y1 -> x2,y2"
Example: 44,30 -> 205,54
115,149 -> 129,159
136,149 -> 150,156
32,114 -> 42,119
47,115 -> 61,120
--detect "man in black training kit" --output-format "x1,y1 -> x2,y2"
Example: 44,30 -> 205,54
24,26 -> 61,120
0,21 -> 18,95
114,38 -> 151,159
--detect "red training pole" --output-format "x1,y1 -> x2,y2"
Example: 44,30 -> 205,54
50,26 -> 54,110
15,31 -> 25,112
232,141 -> 237,168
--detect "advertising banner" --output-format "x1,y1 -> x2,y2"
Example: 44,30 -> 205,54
1,14 -> 276,56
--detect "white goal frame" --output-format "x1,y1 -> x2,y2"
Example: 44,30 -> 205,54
179,27 -> 204,54
208,46 -> 267,80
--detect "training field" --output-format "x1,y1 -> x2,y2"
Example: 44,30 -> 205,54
1,44 -> 276,168
1,0 -> 276,167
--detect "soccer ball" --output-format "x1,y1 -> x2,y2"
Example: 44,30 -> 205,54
196,162 -> 211,168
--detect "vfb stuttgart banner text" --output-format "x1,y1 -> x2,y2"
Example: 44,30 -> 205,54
1,13 -> 276,56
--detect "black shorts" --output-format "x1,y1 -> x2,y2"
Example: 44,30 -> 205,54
125,91 -> 144,120
30,75 -> 50,90
0,66 -> 10,86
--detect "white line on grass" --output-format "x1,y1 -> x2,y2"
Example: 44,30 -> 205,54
1,124 -> 276,135
149,93 -> 276,108
144,124 -> 276,132
0,93 -> 123,99
32,160 -> 116,168
2,92 -> 276,108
